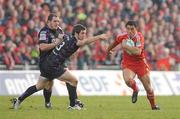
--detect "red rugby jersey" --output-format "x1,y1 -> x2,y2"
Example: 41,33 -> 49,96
114,32 -> 145,65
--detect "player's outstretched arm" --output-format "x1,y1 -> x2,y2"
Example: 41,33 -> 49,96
77,33 -> 109,46
107,41 -> 118,55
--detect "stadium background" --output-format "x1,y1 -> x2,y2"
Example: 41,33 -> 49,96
0,0 -> 180,119
0,0 -> 179,70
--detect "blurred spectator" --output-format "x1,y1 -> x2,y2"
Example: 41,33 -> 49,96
156,48 -> 175,70
0,0 -> 179,70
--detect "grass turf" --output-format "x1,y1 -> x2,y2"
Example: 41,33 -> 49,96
0,96 -> 180,119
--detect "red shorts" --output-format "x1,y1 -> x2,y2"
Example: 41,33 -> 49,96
122,59 -> 150,78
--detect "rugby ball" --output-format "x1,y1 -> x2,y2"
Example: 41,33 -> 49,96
125,39 -> 134,55
126,39 -> 135,47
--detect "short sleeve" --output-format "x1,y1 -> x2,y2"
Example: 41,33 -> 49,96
114,33 -> 125,45
38,30 -> 48,44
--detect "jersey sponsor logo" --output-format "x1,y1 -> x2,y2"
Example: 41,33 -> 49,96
39,31 -> 47,41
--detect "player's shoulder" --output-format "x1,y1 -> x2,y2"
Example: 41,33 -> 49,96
38,26 -> 49,40
39,26 -> 49,34
137,32 -> 143,37
136,32 -> 144,40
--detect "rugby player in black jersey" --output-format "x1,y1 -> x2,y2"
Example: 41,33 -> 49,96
11,13 -> 82,109
11,22 -> 109,110
31,13 -> 83,109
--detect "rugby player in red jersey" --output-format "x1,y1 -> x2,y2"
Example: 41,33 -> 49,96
107,20 -> 160,110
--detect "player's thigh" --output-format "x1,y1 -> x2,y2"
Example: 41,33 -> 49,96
36,76 -> 49,90
57,69 -> 78,86
139,73 -> 152,92
123,68 -> 136,82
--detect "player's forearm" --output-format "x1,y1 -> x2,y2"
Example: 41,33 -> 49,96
39,37 -> 64,51
123,45 -> 141,55
84,35 -> 103,45
77,33 -> 108,46
39,42 -> 57,51
107,42 -> 116,52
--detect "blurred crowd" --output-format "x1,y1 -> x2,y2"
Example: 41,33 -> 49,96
0,0 -> 179,70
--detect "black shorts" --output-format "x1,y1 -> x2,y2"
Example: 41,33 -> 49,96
39,58 -> 66,80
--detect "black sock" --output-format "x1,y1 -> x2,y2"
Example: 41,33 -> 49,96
43,89 -> 52,103
66,83 -> 77,106
18,85 -> 38,103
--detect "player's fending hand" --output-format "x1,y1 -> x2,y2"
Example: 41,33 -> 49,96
53,26 -> 64,46
54,34 -> 64,45
58,33 -> 64,40
107,49 -> 115,56
99,32 -> 111,40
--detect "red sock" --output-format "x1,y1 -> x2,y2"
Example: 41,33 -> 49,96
147,90 -> 156,107
129,79 -> 138,92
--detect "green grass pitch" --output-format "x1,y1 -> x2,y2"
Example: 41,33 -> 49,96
0,96 -> 180,119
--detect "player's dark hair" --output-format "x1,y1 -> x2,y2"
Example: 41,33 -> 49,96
125,20 -> 137,28
72,24 -> 86,36
47,13 -> 57,21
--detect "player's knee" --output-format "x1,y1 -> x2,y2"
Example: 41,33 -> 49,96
48,81 -> 54,88
71,79 -> 78,86
35,84 -> 44,90
74,79 -> 78,85
44,85 -> 52,91
49,81 -> 54,86
146,87 -> 153,93
124,80 -> 131,87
